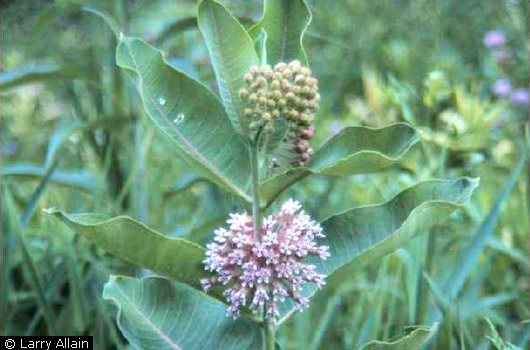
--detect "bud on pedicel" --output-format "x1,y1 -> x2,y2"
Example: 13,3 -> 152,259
239,60 -> 320,166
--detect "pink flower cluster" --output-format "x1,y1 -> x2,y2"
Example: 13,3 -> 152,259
201,199 -> 329,318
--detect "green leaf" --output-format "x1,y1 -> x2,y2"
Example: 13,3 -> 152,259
44,209 -> 208,290
116,35 -> 252,201
249,0 -> 312,66
443,155 -> 527,299
310,123 -> 419,175
198,0 -> 259,134
1,64 -> 83,91
278,178 -> 478,321
103,276 -> 262,350
3,165 -> 97,191
82,5 -> 121,37
358,324 -> 438,350
259,123 -> 419,207
321,178 -> 478,280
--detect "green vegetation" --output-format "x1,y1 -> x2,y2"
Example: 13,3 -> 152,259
2,0 -> 528,349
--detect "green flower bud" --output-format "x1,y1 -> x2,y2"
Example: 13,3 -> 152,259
305,77 -> 317,87
282,80 -> 292,92
294,74 -> 305,85
285,92 -> 296,101
244,108 -> 254,117
274,62 -> 287,71
256,77 -> 268,87
271,90 -> 282,100
249,65 -> 260,74
239,88 -> 249,99
271,80 -> 281,90
244,73 -> 253,84
282,69 -> 293,79
299,113 -> 313,125
288,60 -> 301,70
293,85 -> 302,94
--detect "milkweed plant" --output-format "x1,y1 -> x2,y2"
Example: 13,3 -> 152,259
47,0 -> 479,349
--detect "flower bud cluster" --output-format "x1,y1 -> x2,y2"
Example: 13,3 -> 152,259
201,199 -> 329,319
239,60 -> 320,165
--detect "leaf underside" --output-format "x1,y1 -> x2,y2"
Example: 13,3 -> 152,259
259,123 -> 420,206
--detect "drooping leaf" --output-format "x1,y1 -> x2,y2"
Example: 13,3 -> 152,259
82,5 -> 121,37
443,155 -> 527,299
116,35 -> 252,201
2,165 -> 98,191
321,178 -> 478,280
259,123 -> 419,207
1,64 -> 83,91
103,276 -> 262,350
45,209 -> 208,290
358,324 -> 438,350
198,0 -> 259,134
155,17 -> 198,44
249,0 -> 312,66
310,123 -> 419,175
277,178 -> 478,321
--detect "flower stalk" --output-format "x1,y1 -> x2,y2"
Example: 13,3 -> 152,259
263,318 -> 276,350
249,140 -> 262,242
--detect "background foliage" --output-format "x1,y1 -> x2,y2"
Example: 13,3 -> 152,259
2,0 -> 529,349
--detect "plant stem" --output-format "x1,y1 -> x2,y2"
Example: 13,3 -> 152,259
249,138 -> 276,348
262,318 -> 276,350
249,142 -> 262,241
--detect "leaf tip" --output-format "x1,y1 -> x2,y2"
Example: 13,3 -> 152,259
43,207 -> 59,215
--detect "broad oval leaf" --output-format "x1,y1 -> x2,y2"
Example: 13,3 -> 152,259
117,35 -> 252,201
320,178 -> 479,281
259,123 -> 419,207
198,0 -> 259,134
45,209 -> 208,290
104,276 -> 262,350
249,0 -> 312,66
278,178 -> 478,320
310,123 -> 419,175
358,323 -> 438,350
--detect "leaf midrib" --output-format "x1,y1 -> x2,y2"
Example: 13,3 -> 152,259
120,38 -> 250,201
112,282 -> 184,350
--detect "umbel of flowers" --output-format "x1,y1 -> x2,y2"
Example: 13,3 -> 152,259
239,60 -> 320,166
201,199 -> 329,318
